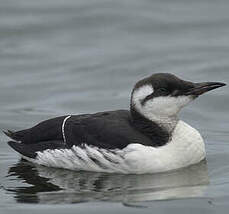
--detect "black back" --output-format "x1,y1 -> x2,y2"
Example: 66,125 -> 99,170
64,110 -> 169,149
7,110 -> 170,158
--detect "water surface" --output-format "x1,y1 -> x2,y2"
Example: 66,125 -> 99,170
0,0 -> 229,213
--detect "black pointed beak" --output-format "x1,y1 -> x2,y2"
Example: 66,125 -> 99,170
185,82 -> 226,96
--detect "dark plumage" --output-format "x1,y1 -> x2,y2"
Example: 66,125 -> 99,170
5,110 -> 168,158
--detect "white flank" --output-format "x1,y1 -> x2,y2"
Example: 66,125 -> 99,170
23,120 -> 206,174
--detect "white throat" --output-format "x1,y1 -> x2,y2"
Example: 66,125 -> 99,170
131,85 -> 192,133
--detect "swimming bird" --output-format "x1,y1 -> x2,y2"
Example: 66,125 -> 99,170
4,73 -> 226,174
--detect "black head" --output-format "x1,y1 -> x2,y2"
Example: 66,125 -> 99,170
131,73 -> 226,119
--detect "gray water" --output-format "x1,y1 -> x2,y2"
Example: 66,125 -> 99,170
0,0 -> 229,213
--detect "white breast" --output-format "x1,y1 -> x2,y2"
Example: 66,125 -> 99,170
23,121 -> 205,174
122,120 -> 206,174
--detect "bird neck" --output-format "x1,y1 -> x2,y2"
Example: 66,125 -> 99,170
146,113 -> 179,134
130,106 -> 174,146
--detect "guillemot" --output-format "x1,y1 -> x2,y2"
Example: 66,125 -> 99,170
4,73 -> 226,174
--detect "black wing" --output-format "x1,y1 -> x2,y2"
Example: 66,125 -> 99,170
4,116 -> 67,144
64,110 -> 152,149
5,115 -> 70,158
7,140 -> 66,158
5,110 -> 153,158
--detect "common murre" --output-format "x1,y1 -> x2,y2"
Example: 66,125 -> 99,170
4,73 -> 226,174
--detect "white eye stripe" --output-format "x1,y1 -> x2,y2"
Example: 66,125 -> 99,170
132,85 -> 154,103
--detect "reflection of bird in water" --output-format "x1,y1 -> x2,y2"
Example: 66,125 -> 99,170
7,159 -> 209,204
7,159 -> 61,203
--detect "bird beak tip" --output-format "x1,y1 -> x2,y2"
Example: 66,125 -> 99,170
186,81 -> 226,96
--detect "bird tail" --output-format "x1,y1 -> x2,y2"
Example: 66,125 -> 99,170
7,140 -> 66,159
3,130 -> 22,142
